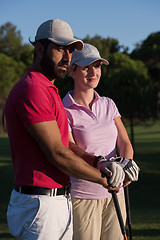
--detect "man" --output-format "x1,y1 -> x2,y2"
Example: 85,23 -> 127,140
5,19 -> 123,240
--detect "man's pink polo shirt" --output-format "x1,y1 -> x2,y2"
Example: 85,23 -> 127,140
5,68 -> 69,188
63,91 -> 123,199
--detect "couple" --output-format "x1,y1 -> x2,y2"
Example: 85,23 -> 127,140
5,19 -> 139,240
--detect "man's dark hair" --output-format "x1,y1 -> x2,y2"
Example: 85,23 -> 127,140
29,39 -> 51,59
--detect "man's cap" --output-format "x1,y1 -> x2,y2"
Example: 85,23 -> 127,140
70,43 -> 109,66
35,19 -> 83,50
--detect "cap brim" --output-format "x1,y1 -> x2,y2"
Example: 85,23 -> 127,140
48,37 -> 84,50
74,57 -> 109,66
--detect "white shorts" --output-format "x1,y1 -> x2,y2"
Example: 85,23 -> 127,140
7,190 -> 73,240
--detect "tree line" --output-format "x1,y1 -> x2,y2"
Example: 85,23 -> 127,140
0,22 -> 160,149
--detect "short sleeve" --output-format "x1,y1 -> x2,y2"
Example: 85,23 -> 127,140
108,98 -> 121,119
16,84 -> 56,127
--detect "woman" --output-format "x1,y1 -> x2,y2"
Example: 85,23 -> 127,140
62,43 -> 136,240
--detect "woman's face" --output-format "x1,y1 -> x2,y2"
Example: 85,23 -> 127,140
72,60 -> 102,90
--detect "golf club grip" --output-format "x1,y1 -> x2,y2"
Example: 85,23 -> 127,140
112,191 -> 127,237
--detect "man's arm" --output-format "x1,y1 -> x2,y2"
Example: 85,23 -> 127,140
68,131 -> 98,167
27,120 -> 112,189
68,131 -> 124,189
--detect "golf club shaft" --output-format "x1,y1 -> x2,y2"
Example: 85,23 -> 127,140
124,186 -> 132,240
112,191 -> 128,240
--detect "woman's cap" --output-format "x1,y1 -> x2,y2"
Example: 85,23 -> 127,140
70,43 -> 109,66
35,19 -> 83,50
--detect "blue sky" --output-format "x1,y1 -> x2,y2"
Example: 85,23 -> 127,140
0,0 -> 160,52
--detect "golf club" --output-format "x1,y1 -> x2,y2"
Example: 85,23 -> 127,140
101,171 -> 128,239
124,186 -> 132,240
111,191 -> 128,240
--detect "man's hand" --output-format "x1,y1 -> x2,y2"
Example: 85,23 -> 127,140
100,177 -> 121,193
97,159 -> 125,188
110,157 -> 140,182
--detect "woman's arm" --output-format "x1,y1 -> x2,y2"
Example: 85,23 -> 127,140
114,117 -> 134,159
114,117 -> 134,186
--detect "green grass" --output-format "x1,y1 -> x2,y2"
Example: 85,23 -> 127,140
125,120 -> 160,240
0,121 -> 160,240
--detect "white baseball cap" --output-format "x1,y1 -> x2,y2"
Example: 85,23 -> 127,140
35,19 -> 83,50
70,43 -> 109,66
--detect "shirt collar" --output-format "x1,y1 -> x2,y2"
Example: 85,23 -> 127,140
63,90 -> 100,108
28,67 -> 59,94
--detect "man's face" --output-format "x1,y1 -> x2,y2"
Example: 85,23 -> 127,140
40,42 -> 75,81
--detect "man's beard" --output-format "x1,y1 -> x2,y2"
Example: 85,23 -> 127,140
40,52 -> 68,80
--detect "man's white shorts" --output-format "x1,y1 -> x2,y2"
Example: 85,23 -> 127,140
7,190 -> 73,240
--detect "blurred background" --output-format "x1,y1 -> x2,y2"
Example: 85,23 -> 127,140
0,1 -> 160,239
